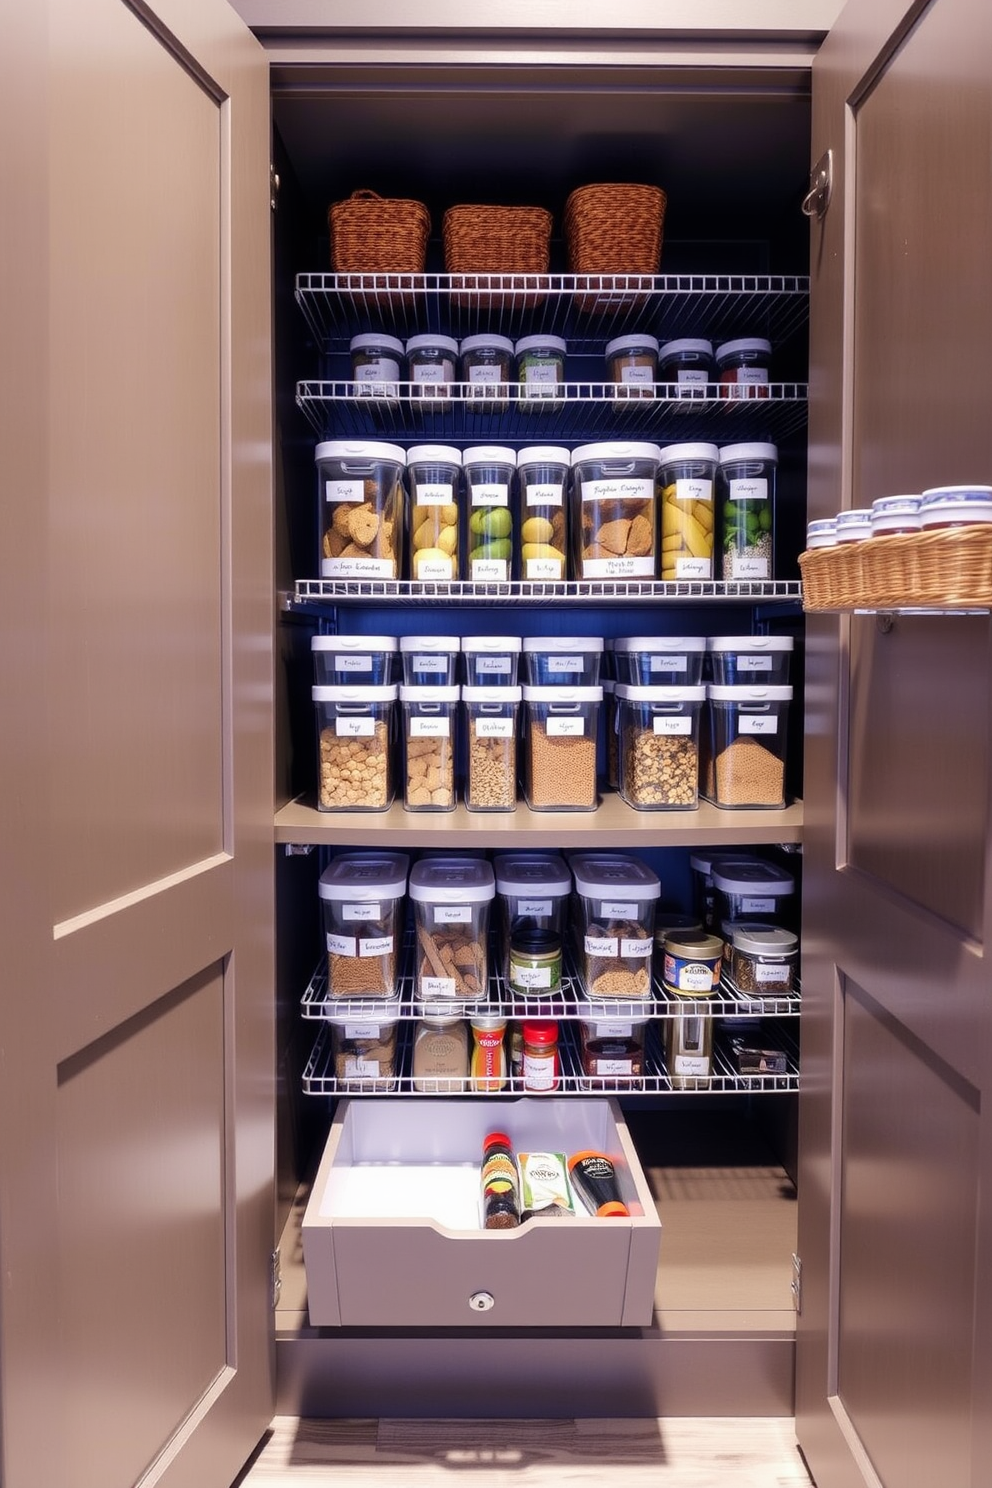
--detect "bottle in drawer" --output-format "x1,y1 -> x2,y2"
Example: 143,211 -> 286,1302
318,852 -> 409,999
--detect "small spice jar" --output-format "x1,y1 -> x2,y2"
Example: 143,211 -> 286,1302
412,1016 -> 469,1093
715,337 -> 772,401
730,923 -> 798,997
469,1013 -> 508,1092
516,445 -> 569,580
405,333 -> 459,407
521,1020 -> 560,1093
869,494 -> 922,536
718,442 -> 778,581
508,928 -> 562,1000
463,445 -> 517,581
658,443 -> 719,581
659,338 -> 713,399
515,334 -> 567,410
349,332 -> 404,399
406,444 -> 462,581
460,333 -> 514,410
605,333 -> 659,401
918,485 -> 992,528
662,931 -> 724,996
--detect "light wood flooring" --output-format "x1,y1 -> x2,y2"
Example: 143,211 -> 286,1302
233,1416 -> 813,1487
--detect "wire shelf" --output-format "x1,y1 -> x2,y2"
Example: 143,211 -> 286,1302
290,576 -> 802,610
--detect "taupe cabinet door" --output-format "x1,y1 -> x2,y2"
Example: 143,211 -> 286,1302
797,2 -> 992,1487
1,2 -> 274,1487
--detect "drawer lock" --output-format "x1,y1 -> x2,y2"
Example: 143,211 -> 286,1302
469,1290 -> 495,1313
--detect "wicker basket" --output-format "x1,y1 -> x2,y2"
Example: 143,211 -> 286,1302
564,183 -> 666,311
798,547 -> 839,610
860,531 -> 924,609
328,189 -> 431,275
911,525 -> 992,607
443,204 -> 552,307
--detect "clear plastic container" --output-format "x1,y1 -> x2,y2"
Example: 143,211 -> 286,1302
616,683 -> 706,810
707,635 -> 793,685
705,685 -> 792,809
571,442 -> 660,579
604,333 -> 659,401
459,333 -> 514,410
463,445 -> 517,582
517,446 -> 569,580
658,443 -> 718,581
712,861 -> 795,926
521,635 -> 603,686
578,1018 -> 648,1089
408,856 -> 495,1005
603,678 -> 619,791
612,635 -> 706,686
311,633 -> 398,686
729,923 -> 798,996
515,334 -> 567,410
318,851 -> 409,1001
459,634 -> 521,686
400,684 -> 459,811
349,333 -> 404,399
406,444 -> 462,581
328,1009 -> 400,1091
569,851 -> 661,1001
463,684 -> 521,813
918,485 -> 992,527
405,333 -> 458,407
399,634 -> 460,686
494,846 -> 570,943
522,685 -> 601,811
312,683 -> 397,812
316,440 -> 406,579
870,494 -> 922,536
719,442 -> 778,580
658,338 -> 713,399
715,337 -> 771,401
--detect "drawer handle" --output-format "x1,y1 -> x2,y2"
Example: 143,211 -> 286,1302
469,1290 -> 495,1313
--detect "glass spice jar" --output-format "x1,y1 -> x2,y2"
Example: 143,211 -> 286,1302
412,1016 -> 469,1092
508,928 -> 562,1000
460,333 -> 514,411
349,332 -> 405,400
515,334 -> 567,410
521,1020 -> 560,1092
715,337 -> 772,401
405,333 -> 458,407
658,338 -> 713,399
605,333 -> 659,401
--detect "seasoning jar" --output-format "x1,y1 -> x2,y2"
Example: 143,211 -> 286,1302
517,446 -> 569,580
463,445 -> 517,581
658,443 -> 719,581
469,1014 -> 508,1092
605,333 -> 659,401
515,334 -> 567,410
718,442 -> 778,581
918,485 -> 992,528
406,444 -> 462,581
521,1020 -> 560,1093
658,338 -> 713,399
349,333 -> 404,399
412,1016 -> 469,1092
662,931 -> 724,996
869,494 -> 922,536
460,333 -> 514,410
579,1018 -> 647,1089
805,518 -> 838,549
835,508 -> 873,543
730,924 -> 798,997
715,337 -> 771,401
508,928 -> 562,1000
405,333 -> 458,407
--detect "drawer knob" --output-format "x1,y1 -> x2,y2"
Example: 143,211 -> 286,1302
469,1290 -> 495,1312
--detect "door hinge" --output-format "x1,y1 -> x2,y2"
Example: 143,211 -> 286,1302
270,166 -> 280,213
801,149 -> 832,222
791,1253 -> 803,1315
271,1248 -> 282,1308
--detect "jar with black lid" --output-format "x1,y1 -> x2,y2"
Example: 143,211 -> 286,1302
715,337 -> 771,401
508,927 -> 562,1000
659,338 -> 713,399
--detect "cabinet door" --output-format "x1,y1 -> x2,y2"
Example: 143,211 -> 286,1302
0,2 -> 274,1486
798,2 -> 992,1486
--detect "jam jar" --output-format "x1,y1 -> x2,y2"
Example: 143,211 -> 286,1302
658,338 -> 713,399
715,337 -> 771,401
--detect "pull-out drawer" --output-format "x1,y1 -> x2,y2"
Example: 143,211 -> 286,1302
302,1097 -> 661,1329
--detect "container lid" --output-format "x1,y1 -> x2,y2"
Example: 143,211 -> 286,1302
571,441 -> 662,466
509,927 -> 562,956
323,1003 -> 400,1029
399,635 -> 461,653
659,338 -> 713,358
870,495 -> 922,533
399,684 -> 460,703
581,1017 -> 649,1033
658,442 -> 720,464
517,445 -> 571,466
406,333 -> 459,354
654,912 -> 704,939
462,685 -> 522,703
604,333 -> 660,356
521,1020 -> 559,1045
689,850 -> 761,877
707,635 -> 794,653
568,851 -> 661,901
706,684 -> 793,702
718,442 -> 779,465
350,332 -> 405,354
919,485 -> 992,524
731,922 -> 798,954
614,684 -> 706,703
315,439 -> 406,464
715,337 -> 772,359
806,519 -> 838,548
522,635 -> 604,654
835,508 -> 874,540
871,494 -> 920,517
405,444 -> 463,465
408,856 -> 496,904
522,685 -> 603,703
460,635 -> 523,654
311,634 -> 398,653
613,635 -> 707,653
515,334 -> 567,354
470,1012 -> 509,1031
463,445 -> 517,466
712,861 -> 795,895
663,930 -> 723,959
311,684 -> 398,702
318,852 -> 409,901
459,332 -> 515,354
494,853 -> 572,897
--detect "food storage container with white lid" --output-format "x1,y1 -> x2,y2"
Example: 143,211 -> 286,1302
315,440 -> 406,580
399,634 -> 460,685
493,853 -> 572,948
318,852 -> 409,1001
515,334 -> 567,409
406,445 -> 462,581
568,852 -> 661,1002
400,684 -> 460,812
689,850 -> 763,930
658,443 -> 719,581
516,446 -> 569,580
405,333 -> 458,406
312,683 -> 398,812
715,337 -> 771,399
408,856 -> 496,1005
522,685 -> 602,811
870,494 -> 922,535
729,922 -> 798,996
311,634 -> 398,686
522,634 -> 604,686
349,333 -> 405,398
718,442 -> 778,580
570,442 -> 661,579
615,683 -> 706,811
704,685 -> 792,809
459,333 -> 514,410
463,446 -> 517,582
835,508 -> 873,542
805,518 -> 838,548
658,338 -> 713,398
918,484 -> 992,527
612,635 -> 706,686
459,634 -> 521,685
462,685 -> 521,813
604,333 -> 659,400
706,634 -> 793,685
712,861 -> 795,926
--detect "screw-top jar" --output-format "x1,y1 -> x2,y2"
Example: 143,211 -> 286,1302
718,442 -> 778,580
835,508 -> 873,543
605,333 -> 659,401
715,337 -> 772,400
658,443 -> 719,580
460,333 -> 514,410
508,927 -> 562,1000
805,518 -> 839,548
405,333 -> 458,407
659,338 -> 713,399
515,334 -> 567,410
869,494 -> 922,536
349,332 -> 405,399
918,485 -> 992,528
521,1020 -> 560,1092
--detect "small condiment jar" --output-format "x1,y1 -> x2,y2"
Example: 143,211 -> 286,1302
918,485 -> 992,528
729,924 -> 798,997
658,338 -> 713,399
405,333 -> 458,407
805,518 -> 839,549
508,928 -> 562,1000
835,508 -> 873,542
521,1020 -> 560,1092
715,337 -> 771,401
869,494 -> 922,537
349,332 -> 405,399
515,334 -> 567,409
460,333 -> 514,410
470,1014 -> 508,1092
605,333 -> 659,401
662,931 -> 724,996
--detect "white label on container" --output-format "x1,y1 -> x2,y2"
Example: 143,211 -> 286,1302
620,366 -> 654,386
413,364 -> 452,385
518,898 -> 552,917
674,1054 -> 711,1076
416,556 -> 454,581
738,655 -> 774,672
415,484 -> 455,506
524,364 -> 559,388
653,716 -> 692,735
341,903 -> 382,921
323,557 -> 395,578
650,654 -> 688,673
471,484 -> 509,507
677,368 -> 708,387
595,1058 -> 635,1076
511,963 -> 553,989
729,477 -> 769,503
522,1052 -> 557,1090
741,896 -> 776,914
326,932 -> 356,956
674,556 -> 711,579
674,965 -> 715,992
342,1056 -> 382,1077
421,975 -> 457,998
334,654 -> 373,672
475,717 -> 514,738
334,717 -> 375,737
359,935 -> 393,957
620,937 -> 653,959
590,1022 -> 633,1038
325,479 -> 365,503
526,557 -> 564,579
756,962 -> 789,984
355,359 -> 400,382
738,715 -> 779,736
547,717 -> 585,737
471,559 -> 509,581
730,366 -> 769,385
526,483 -> 564,507
585,934 -> 619,957
411,717 -> 450,738
548,656 -> 583,673
433,905 -> 472,924
583,556 -> 655,578
343,1023 -> 383,1039
468,366 -> 502,385
410,655 -> 448,674
674,477 -> 713,503
602,901 -> 638,918
581,476 -> 654,503
475,657 -> 512,675
727,555 -> 770,579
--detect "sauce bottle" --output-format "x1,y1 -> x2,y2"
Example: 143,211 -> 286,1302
480,1132 -> 521,1229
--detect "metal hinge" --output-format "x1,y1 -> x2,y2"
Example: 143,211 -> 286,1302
791,1253 -> 803,1315
270,166 -> 280,213
271,1248 -> 282,1308
284,843 -> 314,857
801,149 -> 833,222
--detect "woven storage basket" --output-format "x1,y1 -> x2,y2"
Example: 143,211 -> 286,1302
564,183 -> 665,312
328,189 -> 431,275
831,540 -> 870,609
911,525 -> 992,607
443,204 -> 552,307
798,547 -> 839,610
860,531 -> 924,609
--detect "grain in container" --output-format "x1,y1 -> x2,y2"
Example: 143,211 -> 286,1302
569,851 -> 661,1001
312,683 -> 397,812
408,856 -> 495,1005
571,442 -> 660,579
311,634 -> 398,686
400,684 -> 459,811
515,334 -> 567,410
327,1007 -> 400,1092
459,333 -> 514,410
463,685 -> 521,813
706,634 -> 793,686
463,445 -> 517,581
604,333 -> 659,400
460,634 -> 521,686
399,634 -> 460,685
318,851 -> 409,1001
658,338 -> 713,398
517,446 -> 569,579
316,440 -> 406,579
658,443 -> 718,580
349,332 -> 404,399
718,442 -> 778,580
405,332 -> 458,406
522,635 -> 603,687
612,635 -> 706,686
616,683 -> 706,810
729,923 -> 798,997
406,444 -> 462,581
578,1017 -> 648,1089
715,337 -> 771,400
705,685 -> 792,809
522,685 -> 601,811
918,484 -> 992,527
712,860 -> 795,928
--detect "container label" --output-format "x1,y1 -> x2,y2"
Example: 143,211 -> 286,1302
582,556 -> 655,578
620,937 -> 653,959
468,366 -> 502,386
581,477 -> 654,503
433,906 -> 472,924
653,716 -> 692,735
619,366 -> 654,386
342,1056 -> 381,1077
333,654 -> 373,672
341,903 -> 382,921
354,359 -> 400,384
601,901 -> 638,918
585,934 -> 619,957
674,477 -> 713,503
322,557 -> 395,578
413,364 -> 452,385
595,1058 -> 635,1076
334,717 -> 375,737
421,975 -> 457,998
547,717 -> 585,736
727,554 -> 770,579
650,655 -> 688,672
741,896 -> 776,913
343,1023 -> 384,1039
674,556 -> 711,579
518,898 -> 552,917
738,654 -> 774,671
522,1052 -> 557,1090
676,368 -> 708,387
359,936 -> 393,957
471,559 -> 509,581
471,484 -> 509,507
729,477 -> 769,503
415,484 -> 455,506
548,656 -> 583,673
511,963 -> 553,989
410,717 -> 450,738
589,1021 -> 633,1037
756,962 -> 789,984
410,655 -> 449,674
672,963 -> 716,992
729,366 -> 769,386
738,716 -> 779,736
526,484 -> 564,507
523,364 -> 559,388
326,933 -> 356,956
526,557 -> 565,579
475,657 -> 512,675
325,479 -> 365,503
475,718 -> 514,738
674,1054 -> 711,1076
416,556 -> 454,581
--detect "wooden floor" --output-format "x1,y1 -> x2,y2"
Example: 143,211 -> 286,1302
233,1416 -> 813,1487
